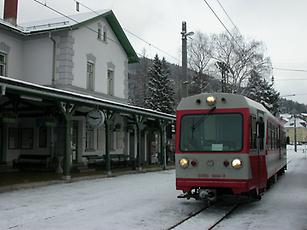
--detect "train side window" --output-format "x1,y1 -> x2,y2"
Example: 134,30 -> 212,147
268,122 -> 273,150
277,126 -> 281,148
275,126 -> 278,149
271,124 -> 275,149
250,116 -> 257,149
257,118 -> 264,150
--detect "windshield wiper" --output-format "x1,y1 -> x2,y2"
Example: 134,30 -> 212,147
191,106 -> 216,131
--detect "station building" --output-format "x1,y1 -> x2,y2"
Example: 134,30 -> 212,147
0,0 -> 175,178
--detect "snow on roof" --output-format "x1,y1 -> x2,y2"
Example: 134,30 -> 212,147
0,10 -> 139,63
0,10 -> 109,33
280,113 -> 292,119
284,117 -> 307,128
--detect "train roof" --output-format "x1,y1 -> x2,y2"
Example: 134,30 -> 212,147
177,93 -> 281,125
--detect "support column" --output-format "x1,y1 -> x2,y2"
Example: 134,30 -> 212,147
0,121 -> 4,162
59,102 -> 75,180
104,110 -> 114,176
159,120 -> 168,170
134,115 -> 145,171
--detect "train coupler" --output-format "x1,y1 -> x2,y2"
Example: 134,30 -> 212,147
177,192 -> 191,199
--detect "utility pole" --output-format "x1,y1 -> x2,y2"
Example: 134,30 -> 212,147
216,61 -> 229,93
181,21 -> 194,98
294,115 -> 297,152
181,21 -> 188,98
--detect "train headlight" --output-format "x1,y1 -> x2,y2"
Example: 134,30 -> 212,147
206,96 -> 216,106
179,158 -> 189,169
231,159 -> 242,169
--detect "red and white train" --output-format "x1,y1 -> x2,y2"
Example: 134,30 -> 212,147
176,93 -> 287,201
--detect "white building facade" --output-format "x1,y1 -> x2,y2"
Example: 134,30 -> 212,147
0,1 -> 171,175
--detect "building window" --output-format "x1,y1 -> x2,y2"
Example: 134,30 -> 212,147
87,61 -> 95,91
39,127 -> 47,148
107,69 -> 114,96
97,28 -> 102,40
103,30 -> 107,42
103,26 -> 107,42
8,128 -> 19,149
21,128 -> 34,149
0,52 -> 7,76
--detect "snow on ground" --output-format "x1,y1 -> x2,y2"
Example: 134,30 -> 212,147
0,170 -> 206,230
215,145 -> 307,230
0,145 -> 307,230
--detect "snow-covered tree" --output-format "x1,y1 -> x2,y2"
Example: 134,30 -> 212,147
128,56 -> 150,107
244,71 -> 280,114
145,55 -> 175,114
262,76 -> 280,115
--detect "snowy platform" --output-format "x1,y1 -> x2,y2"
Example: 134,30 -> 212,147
0,146 -> 307,229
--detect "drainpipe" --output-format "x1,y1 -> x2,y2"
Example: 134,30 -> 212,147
49,33 -> 56,165
49,32 -> 56,86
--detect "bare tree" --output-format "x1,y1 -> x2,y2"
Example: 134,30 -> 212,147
187,30 -> 272,94
210,30 -> 272,93
187,32 -> 213,94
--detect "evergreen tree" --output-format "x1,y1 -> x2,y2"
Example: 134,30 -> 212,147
244,71 -> 263,101
145,55 -> 175,114
161,57 -> 175,114
262,77 -> 280,114
244,71 -> 280,114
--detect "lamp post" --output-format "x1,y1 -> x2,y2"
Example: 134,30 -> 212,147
181,21 -> 194,98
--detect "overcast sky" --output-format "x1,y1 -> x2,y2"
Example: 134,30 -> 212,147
0,0 -> 306,104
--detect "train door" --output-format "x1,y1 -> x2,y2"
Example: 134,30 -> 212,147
278,126 -> 282,159
256,111 -> 266,188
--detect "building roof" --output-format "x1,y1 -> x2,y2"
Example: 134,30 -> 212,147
284,117 -> 307,128
0,76 -> 175,121
0,10 -> 138,63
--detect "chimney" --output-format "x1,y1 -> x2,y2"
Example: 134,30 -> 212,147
3,0 -> 18,26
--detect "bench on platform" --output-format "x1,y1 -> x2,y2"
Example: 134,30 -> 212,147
83,155 -> 104,166
13,154 -> 52,171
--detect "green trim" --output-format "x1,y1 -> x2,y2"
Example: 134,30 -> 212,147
65,11 -> 138,63
104,11 -> 139,63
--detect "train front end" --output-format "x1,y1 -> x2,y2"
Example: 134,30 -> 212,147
175,93 -> 252,200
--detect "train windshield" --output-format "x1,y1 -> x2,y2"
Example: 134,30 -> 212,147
180,113 -> 243,152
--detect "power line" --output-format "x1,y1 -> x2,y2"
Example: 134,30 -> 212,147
73,0 -> 179,62
33,0 -> 179,62
277,79 -> 307,81
33,0 -> 121,47
202,0 -> 243,51
273,67 -> 307,73
215,0 -> 239,32
202,0 -> 305,75
123,28 -> 180,62
281,93 -> 307,96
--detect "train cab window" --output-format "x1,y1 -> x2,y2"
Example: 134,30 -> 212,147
180,113 -> 243,152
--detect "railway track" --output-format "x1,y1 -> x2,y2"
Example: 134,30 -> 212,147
166,199 -> 243,230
